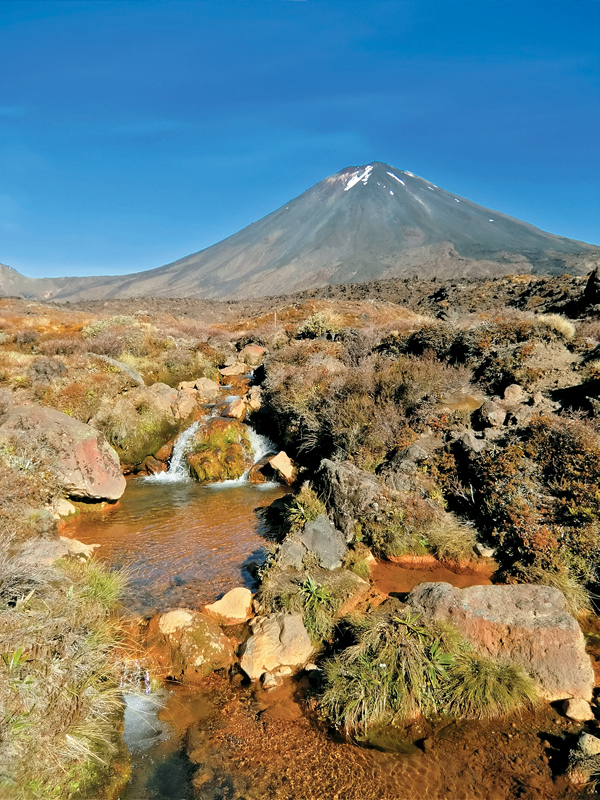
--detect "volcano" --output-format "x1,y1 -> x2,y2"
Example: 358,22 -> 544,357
2,161 -> 598,301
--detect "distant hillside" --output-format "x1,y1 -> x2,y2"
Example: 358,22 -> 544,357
2,162 -> 599,301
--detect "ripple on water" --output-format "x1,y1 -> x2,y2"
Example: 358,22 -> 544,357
68,478 -> 286,615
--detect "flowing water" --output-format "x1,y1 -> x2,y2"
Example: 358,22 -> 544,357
65,420 -> 582,800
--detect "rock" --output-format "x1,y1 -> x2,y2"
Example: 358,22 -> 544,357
277,538 -> 307,571
224,398 -> 247,421
240,344 -> 265,366
194,377 -> 221,402
246,386 -> 263,412
204,587 -> 254,624
28,357 -> 67,384
154,440 -> 174,462
0,405 -> 125,500
219,363 -> 248,377
297,515 -> 347,571
91,382 -> 194,466
268,451 -> 296,485
239,612 -> 313,680
474,542 -> 495,559
408,582 -> 594,702
584,267 -> 600,306
400,444 -> 429,463
146,609 -> 235,684
261,672 -> 279,690
317,459 -> 385,543
248,455 -> 273,484
577,733 -> 600,757
53,498 -> 77,518
477,400 -> 507,428
455,429 -> 488,455
24,535 -> 100,565
140,455 -> 167,475
186,418 -> 252,483
503,384 -> 528,405
91,354 -> 145,386
563,698 -> 595,722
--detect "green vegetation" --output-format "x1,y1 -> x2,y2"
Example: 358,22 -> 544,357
320,610 -> 537,734
0,551 -> 127,799
286,483 -> 326,531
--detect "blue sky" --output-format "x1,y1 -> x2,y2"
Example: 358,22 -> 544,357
1,0 -> 599,277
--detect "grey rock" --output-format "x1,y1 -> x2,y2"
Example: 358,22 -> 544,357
577,733 -> 600,757
456,429 -> 487,455
318,459 -> 384,542
478,400 -> 507,428
90,354 -> 145,386
474,542 -> 495,558
408,582 -> 594,702
298,515 -> 347,571
28,357 -> 67,385
277,539 -> 307,571
503,384 -> 528,405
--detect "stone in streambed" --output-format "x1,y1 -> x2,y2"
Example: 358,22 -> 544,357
204,587 -> 254,624
239,612 -> 313,680
240,344 -> 265,367
268,451 -> 296,485
224,398 -> 247,421
186,418 -> 252,483
146,609 -> 235,684
219,363 -> 248,377
408,582 -> 594,702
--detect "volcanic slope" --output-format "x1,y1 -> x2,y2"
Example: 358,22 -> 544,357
2,161 -> 598,301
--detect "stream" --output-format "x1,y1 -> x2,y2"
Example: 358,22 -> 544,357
65,424 -> 578,800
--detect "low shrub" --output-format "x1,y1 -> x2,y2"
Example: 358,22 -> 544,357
286,483 -> 326,531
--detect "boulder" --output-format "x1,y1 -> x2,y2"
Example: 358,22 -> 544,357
408,582 -> 594,702
219,363 -> 248,377
239,612 -> 313,680
204,587 -> 254,624
246,386 -> 263,412
91,382 -> 198,466
563,698 -> 595,722
477,400 -> 507,428
248,455 -> 272,484
568,732 -> 600,785
224,398 -> 247,421
28,357 -> 67,385
146,609 -> 235,684
268,451 -> 296,485
297,515 -> 347,571
503,384 -> 529,405
317,459 -> 385,542
52,498 -> 77,519
277,538 -> 307,571
240,344 -> 266,366
194,377 -> 221,402
186,417 -> 252,483
0,405 -> 125,500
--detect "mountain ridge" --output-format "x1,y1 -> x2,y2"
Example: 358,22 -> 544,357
2,161 -> 599,301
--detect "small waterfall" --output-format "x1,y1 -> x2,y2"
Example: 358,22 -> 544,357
145,420 -> 200,483
208,426 -> 277,489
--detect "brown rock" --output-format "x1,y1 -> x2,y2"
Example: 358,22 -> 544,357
224,398 -> 247,421
219,363 -> 247,377
240,344 -> 265,366
239,612 -> 313,680
247,386 -> 263,412
146,609 -> 235,684
194,377 -> 221,402
0,405 -> 125,501
408,582 -> 594,702
248,455 -> 273,484
268,451 -> 296,485
503,384 -> 529,405
154,440 -> 174,462
478,400 -> 507,428
141,455 -> 167,475
204,587 -> 254,624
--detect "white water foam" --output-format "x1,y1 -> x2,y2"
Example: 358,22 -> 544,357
208,427 -> 277,489
145,421 -> 277,486
144,420 -> 200,483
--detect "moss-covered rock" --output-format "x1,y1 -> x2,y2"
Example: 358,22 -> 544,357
186,417 -> 252,483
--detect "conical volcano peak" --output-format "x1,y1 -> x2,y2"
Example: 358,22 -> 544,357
2,162 -> 598,302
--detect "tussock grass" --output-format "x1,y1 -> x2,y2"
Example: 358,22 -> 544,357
0,546 -> 127,800
286,483 -> 326,531
319,611 -> 537,734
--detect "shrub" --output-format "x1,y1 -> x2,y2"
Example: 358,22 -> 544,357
296,312 -> 340,340
286,483 -> 326,531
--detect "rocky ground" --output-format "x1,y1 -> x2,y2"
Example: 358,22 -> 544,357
1,271 -> 600,798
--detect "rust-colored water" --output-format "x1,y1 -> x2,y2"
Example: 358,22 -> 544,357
69,478 -> 286,615
371,560 -> 492,598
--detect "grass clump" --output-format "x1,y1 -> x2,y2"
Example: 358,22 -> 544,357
319,610 -> 537,735
286,483 -> 326,531
0,549 -> 127,799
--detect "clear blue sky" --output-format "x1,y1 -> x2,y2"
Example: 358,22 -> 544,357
1,0 -> 599,277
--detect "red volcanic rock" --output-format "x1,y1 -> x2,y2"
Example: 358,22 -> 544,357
0,404 -> 125,501
408,582 -> 594,702
240,344 -> 265,366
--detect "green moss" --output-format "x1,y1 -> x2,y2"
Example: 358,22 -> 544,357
186,418 -> 252,483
